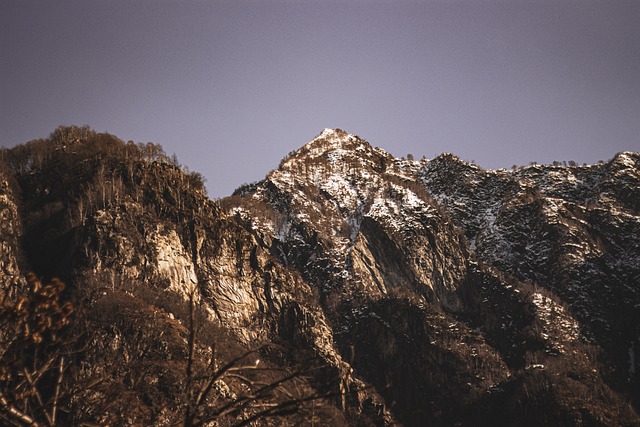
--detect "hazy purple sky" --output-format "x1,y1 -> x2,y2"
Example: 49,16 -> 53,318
2,1 -> 639,197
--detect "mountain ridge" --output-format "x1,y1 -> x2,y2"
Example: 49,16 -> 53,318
1,126 -> 639,426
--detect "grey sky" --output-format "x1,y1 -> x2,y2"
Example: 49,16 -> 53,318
2,0 -> 639,198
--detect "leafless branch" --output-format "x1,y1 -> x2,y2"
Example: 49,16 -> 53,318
51,356 -> 65,426
0,392 -> 41,426
21,369 -> 52,426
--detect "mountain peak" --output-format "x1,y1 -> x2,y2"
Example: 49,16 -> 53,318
318,127 -> 349,138
276,128 -> 390,171
309,127 -> 357,149
3,127 -> 640,426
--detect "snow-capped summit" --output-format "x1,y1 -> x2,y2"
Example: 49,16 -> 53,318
317,127 -> 347,139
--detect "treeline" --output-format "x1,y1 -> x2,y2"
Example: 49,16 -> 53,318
511,159 -> 606,170
2,126 -> 168,174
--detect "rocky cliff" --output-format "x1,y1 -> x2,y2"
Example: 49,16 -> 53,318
0,126 -> 638,426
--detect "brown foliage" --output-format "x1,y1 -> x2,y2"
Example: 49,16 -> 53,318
0,274 -> 75,426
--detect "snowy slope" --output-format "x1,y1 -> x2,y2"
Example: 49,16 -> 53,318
224,129 -> 640,425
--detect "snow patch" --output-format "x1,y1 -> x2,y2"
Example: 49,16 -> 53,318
531,292 -> 581,353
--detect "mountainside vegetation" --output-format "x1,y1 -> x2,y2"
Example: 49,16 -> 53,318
1,126 -> 639,426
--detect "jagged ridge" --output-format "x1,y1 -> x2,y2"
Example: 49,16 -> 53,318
1,126 -> 639,426
226,128 -> 640,425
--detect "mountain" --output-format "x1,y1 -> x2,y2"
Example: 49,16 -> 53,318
1,126 -> 638,426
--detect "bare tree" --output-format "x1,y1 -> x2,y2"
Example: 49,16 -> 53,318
0,274 -> 75,427
181,290 -> 342,427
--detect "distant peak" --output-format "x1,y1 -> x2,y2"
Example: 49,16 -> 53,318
274,128 -> 392,174
432,152 -> 471,167
611,151 -> 638,166
422,152 -> 483,175
319,128 -> 337,137
315,128 -> 351,140
304,128 -> 359,153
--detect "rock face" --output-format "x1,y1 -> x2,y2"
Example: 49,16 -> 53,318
0,168 -> 24,293
226,129 -> 640,425
420,151 -> 640,389
1,126 -> 639,426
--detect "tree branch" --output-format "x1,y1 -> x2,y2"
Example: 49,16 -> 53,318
0,392 -> 41,427
51,356 -> 65,426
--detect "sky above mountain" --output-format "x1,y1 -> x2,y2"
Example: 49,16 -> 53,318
2,0 -> 639,198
